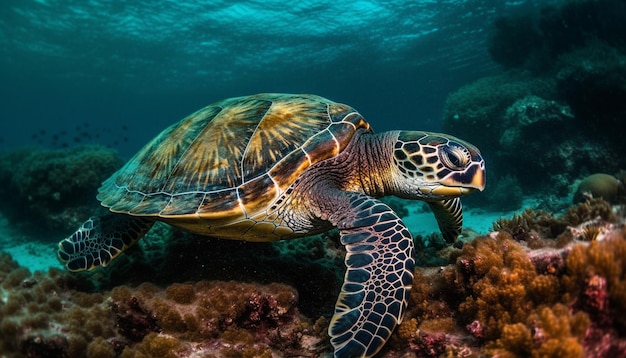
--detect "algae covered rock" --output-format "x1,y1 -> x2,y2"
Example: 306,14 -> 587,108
556,40 -> 626,139
0,145 -> 123,234
574,173 -> 625,204
446,0 -> 626,204
0,251 -> 324,358
442,72 -> 556,154
499,95 -> 573,151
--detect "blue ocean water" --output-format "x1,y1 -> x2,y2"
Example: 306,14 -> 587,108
1,0 -> 559,157
2,1 -> 626,357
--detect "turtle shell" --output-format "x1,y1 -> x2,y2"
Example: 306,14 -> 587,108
98,93 -> 370,228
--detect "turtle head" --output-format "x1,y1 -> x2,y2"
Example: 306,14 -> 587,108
389,131 -> 485,200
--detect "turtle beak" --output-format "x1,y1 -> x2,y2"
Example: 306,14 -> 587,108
427,186 -> 476,197
469,165 -> 485,192
435,163 -> 484,190
426,162 -> 485,197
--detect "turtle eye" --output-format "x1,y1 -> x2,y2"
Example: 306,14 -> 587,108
439,142 -> 471,170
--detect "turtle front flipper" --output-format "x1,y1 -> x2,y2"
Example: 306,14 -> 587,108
427,198 -> 463,243
328,193 -> 415,358
58,214 -> 154,271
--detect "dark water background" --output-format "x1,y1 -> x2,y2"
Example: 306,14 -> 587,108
0,0 -> 560,158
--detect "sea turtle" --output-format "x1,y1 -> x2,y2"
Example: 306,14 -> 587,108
58,93 -> 485,357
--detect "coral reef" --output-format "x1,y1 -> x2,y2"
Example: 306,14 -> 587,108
0,145 -> 123,234
0,253 -> 116,357
556,40 -> 626,138
1,197 -> 625,357
498,95 -> 573,153
0,252 -> 323,357
382,199 -> 626,357
444,0 -> 626,208
85,225 -> 344,320
442,71 -> 556,155
488,0 -> 626,73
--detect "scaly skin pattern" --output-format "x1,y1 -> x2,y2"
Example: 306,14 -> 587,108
289,129 -> 484,357
57,94 -> 485,358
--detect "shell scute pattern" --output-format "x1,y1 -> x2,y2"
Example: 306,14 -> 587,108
160,192 -> 206,216
130,192 -> 171,215
98,94 -> 369,226
237,174 -> 279,214
196,189 -> 241,222
132,104 -> 223,193
168,97 -> 269,191
242,97 -> 331,180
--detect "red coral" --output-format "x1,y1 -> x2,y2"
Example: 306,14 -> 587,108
529,247 -> 567,275
466,320 -> 483,339
408,330 -> 448,357
575,274 -> 611,327
584,329 -> 626,358
111,296 -> 160,342
244,292 -> 280,325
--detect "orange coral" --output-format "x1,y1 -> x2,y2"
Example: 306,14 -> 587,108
399,226 -> 613,357
453,232 -> 538,341
564,231 -> 626,332
395,318 -> 418,341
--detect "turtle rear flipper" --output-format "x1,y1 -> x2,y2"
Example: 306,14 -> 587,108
328,192 -> 415,358
58,214 -> 154,271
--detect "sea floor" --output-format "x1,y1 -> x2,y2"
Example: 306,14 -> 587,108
0,199 -> 523,274
2,197 -> 625,357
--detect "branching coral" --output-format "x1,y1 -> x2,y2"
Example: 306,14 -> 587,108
494,304 -> 588,357
391,203 -> 626,356
562,198 -> 615,226
563,231 -> 626,331
492,198 -> 616,249
452,233 -> 539,342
